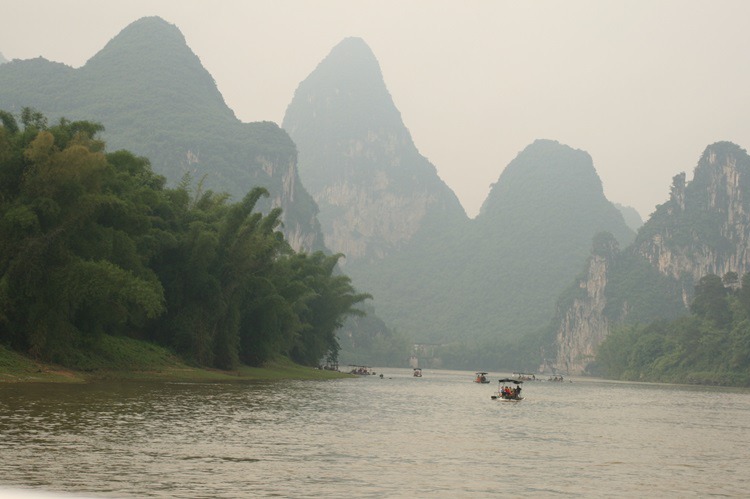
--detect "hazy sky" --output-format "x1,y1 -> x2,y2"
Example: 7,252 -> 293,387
3,0 -> 750,219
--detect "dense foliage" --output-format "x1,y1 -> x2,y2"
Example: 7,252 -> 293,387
0,17 -> 325,253
0,110 -> 369,369
595,272 -> 750,386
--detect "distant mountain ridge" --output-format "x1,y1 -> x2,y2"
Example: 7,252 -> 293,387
0,16 -> 323,252
462,140 -> 635,342
283,39 -> 635,366
7,20 -> 713,372
614,203 -> 643,231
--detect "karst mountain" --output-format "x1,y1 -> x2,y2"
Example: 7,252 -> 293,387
551,141 -> 750,374
283,39 -> 634,367
0,16 -> 323,251
9,18 -> 727,372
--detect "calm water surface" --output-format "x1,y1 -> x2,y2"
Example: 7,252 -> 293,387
1,369 -> 749,497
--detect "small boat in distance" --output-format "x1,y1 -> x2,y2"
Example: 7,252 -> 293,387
413,368 -> 423,377
491,378 -> 524,401
348,365 -> 375,376
548,375 -> 564,382
513,372 -> 537,381
474,372 -> 490,383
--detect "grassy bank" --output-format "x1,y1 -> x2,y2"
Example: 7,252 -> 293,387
0,337 -> 350,383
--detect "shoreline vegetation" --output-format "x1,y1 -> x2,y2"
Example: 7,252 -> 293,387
0,338 -> 351,384
0,110 -> 371,378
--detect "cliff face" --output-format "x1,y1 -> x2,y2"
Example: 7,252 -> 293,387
256,151 -> 322,252
636,144 -> 750,304
282,37 -> 466,265
551,142 -> 750,374
551,237 -> 615,374
318,179 -> 440,261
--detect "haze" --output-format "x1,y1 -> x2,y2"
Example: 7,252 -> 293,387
3,0 -> 750,219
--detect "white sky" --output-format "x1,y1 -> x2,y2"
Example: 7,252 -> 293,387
3,0 -> 749,219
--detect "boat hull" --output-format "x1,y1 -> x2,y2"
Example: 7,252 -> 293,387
491,395 -> 524,402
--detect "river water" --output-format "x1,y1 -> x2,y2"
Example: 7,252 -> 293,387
1,368 -> 749,498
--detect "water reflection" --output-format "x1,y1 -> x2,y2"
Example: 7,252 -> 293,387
1,371 -> 749,497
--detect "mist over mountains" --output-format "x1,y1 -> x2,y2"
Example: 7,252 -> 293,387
283,37 -> 635,366
4,16 -> 745,373
283,37 -> 467,265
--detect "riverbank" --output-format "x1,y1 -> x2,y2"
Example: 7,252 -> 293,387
0,339 -> 350,383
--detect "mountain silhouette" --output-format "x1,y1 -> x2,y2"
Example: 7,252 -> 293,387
283,37 -> 467,264
283,39 -> 634,366
0,16 -> 324,251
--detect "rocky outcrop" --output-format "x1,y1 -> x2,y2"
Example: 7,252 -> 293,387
321,182 -> 437,261
261,154 -> 323,252
551,142 -> 750,374
636,143 -> 750,305
551,235 -> 616,374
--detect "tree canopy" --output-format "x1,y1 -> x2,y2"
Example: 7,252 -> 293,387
0,109 -> 369,369
595,272 -> 750,386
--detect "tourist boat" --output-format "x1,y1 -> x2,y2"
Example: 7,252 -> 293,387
348,365 -> 375,376
513,372 -> 538,381
491,378 -> 524,401
474,372 -> 490,383
413,368 -> 423,377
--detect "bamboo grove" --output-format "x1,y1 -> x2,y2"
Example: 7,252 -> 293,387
0,109 -> 370,369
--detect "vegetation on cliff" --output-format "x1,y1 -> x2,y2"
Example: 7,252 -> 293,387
548,142 -> 750,384
595,272 -> 750,386
0,109 -> 369,373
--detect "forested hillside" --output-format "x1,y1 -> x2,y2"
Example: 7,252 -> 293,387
596,273 -> 750,386
469,140 -> 635,338
0,17 -> 324,253
0,21 -> 657,371
0,110 -> 368,369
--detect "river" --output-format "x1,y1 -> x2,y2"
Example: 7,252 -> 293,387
1,368 -> 748,497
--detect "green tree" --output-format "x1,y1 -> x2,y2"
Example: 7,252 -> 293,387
0,109 -> 375,373
0,113 -> 165,360
691,274 -> 731,328
288,252 -> 371,366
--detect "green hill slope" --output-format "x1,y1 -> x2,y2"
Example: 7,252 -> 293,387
0,16 -> 324,251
